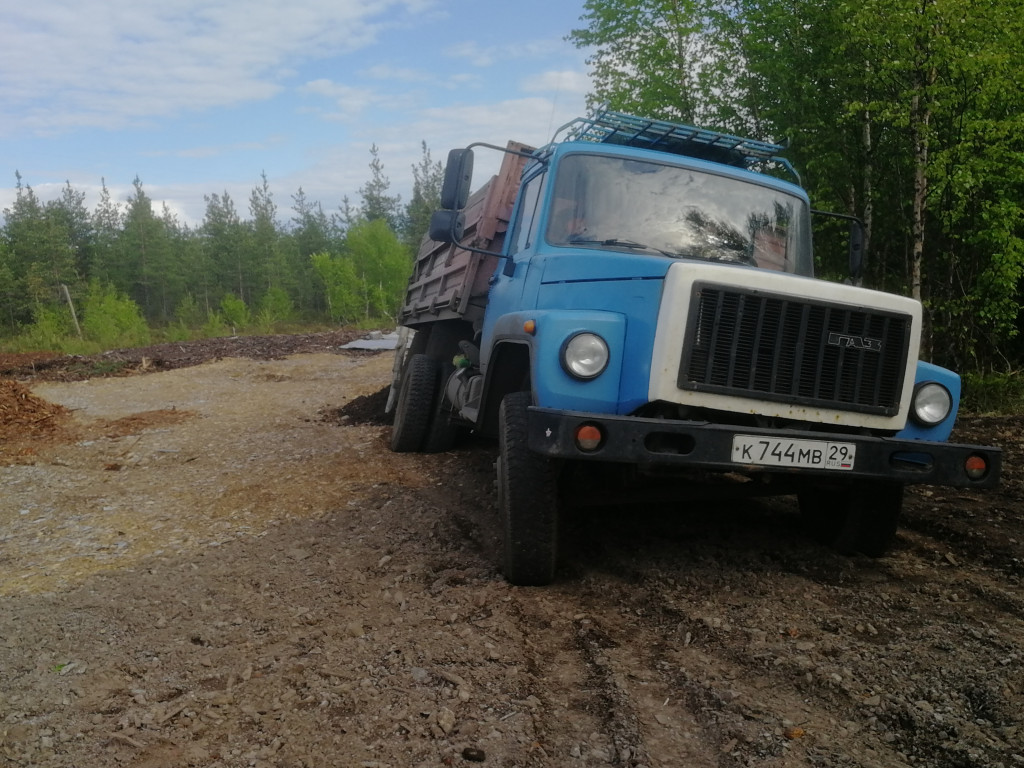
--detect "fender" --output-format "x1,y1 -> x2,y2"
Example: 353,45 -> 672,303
482,310 -> 628,422
895,361 -> 962,442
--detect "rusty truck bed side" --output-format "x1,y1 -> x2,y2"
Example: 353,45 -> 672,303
399,141 -> 533,328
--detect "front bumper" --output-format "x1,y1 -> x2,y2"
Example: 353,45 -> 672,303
527,408 -> 1001,489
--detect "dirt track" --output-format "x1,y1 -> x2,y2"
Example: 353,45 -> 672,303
0,336 -> 1021,768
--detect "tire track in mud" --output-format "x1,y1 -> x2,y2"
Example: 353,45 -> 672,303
428,440 -> 1022,767
490,491 -> 1022,768
505,594 -> 662,767
552,575 -> 837,767
899,509 -> 1024,580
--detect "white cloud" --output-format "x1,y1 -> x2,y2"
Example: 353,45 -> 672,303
520,69 -> 591,96
143,138 -> 285,160
300,79 -> 391,121
410,98 -> 583,147
443,42 -> 497,68
361,65 -> 433,83
443,38 -> 566,68
0,0 -> 434,136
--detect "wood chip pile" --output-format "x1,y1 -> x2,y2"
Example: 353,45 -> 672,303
0,380 -> 68,441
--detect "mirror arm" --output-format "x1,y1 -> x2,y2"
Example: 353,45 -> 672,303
811,208 -> 865,280
465,141 -> 543,163
452,240 -> 509,261
811,209 -> 864,226
438,237 -> 514,277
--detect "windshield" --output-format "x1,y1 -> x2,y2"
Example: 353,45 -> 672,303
545,153 -> 812,274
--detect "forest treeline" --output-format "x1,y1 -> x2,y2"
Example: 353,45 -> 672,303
572,0 -> 1024,375
0,143 -> 442,352
4,0 -> 1023,382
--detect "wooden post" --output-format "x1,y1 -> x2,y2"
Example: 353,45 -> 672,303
61,284 -> 83,339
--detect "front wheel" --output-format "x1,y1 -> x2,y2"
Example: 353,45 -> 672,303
497,391 -> 560,586
799,482 -> 903,557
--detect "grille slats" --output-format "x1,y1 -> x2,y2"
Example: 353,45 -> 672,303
680,285 -> 911,416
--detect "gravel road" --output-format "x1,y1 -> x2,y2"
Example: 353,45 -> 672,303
0,335 -> 1020,768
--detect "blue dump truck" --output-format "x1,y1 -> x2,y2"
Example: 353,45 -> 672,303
386,109 -> 1001,586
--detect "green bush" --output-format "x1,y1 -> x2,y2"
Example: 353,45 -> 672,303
202,311 -> 230,338
162,322 -> 192,343
82,281 -> 150,349
220,294 -> 250,331
175,293 -> 205,329
311,252 -> 362,323
13,305 -> 74,352
256,286 -> 294,332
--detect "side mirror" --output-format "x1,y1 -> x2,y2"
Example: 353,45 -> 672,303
439,149 -> 474,210
848,220 -> 864,280
811,208 -> 866,282
429,209 -> 465,243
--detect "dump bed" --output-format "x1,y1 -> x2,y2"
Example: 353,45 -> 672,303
399,141 -> 533,328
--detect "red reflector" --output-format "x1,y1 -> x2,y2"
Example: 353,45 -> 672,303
575,424 -> 602,452
965,455 -> 988,480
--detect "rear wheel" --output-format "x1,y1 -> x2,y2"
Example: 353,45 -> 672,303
799,482 -> 903,556
423,362 -> 461,453
390,354 -> 440,453
497,391 -> 560,586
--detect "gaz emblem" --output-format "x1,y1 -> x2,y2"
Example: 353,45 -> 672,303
827,332 -> 882,352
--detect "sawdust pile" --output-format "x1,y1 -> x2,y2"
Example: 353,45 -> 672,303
0,379 -> 69,441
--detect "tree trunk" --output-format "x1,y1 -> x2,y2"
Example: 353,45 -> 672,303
909,61 -> 937,356
861,108 -> 873,290
910,89 -> 928,304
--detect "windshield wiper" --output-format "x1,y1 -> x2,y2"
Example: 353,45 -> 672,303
568,238 -> 677,258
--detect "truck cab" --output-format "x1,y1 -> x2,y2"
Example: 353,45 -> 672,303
388,110 -> 1000,586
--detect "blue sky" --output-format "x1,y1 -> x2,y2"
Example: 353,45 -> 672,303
0,0 -> 593,226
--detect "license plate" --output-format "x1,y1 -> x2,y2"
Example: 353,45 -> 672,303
731,435 -> 856,471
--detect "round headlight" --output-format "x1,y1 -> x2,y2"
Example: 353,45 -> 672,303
561,333 -> 609,379
911,382 -> 953,426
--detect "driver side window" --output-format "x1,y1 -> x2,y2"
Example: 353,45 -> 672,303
508,172 -> 545,256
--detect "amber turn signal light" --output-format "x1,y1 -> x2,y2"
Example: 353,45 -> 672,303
964,454 -> 988,481
574,424 -> 603,452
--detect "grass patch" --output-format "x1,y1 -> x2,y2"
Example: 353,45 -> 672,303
960,371 -> 1024,415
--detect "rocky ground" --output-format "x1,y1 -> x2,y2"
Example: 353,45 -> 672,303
0,333 -> 1021,768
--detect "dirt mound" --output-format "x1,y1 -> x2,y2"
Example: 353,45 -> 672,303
0,351 -> 61,376
322,385 -> 392,426
0,379 -> 69,441
0,328 -> 369,383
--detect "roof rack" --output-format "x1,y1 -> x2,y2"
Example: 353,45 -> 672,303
547,108 -> 800,183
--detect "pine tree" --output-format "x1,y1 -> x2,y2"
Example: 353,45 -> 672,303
359,144 -> 402,232
121,177 -> 169,319
403,141 -> 444,254
91,179 -> 125,291
3,173 -> 78,314
202,191 -> 253,307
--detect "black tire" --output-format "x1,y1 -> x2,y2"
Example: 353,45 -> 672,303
799,482 -> 903,557
390,354 -> 440,453
423,363 -> 461,453
497,391 -> 560,585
